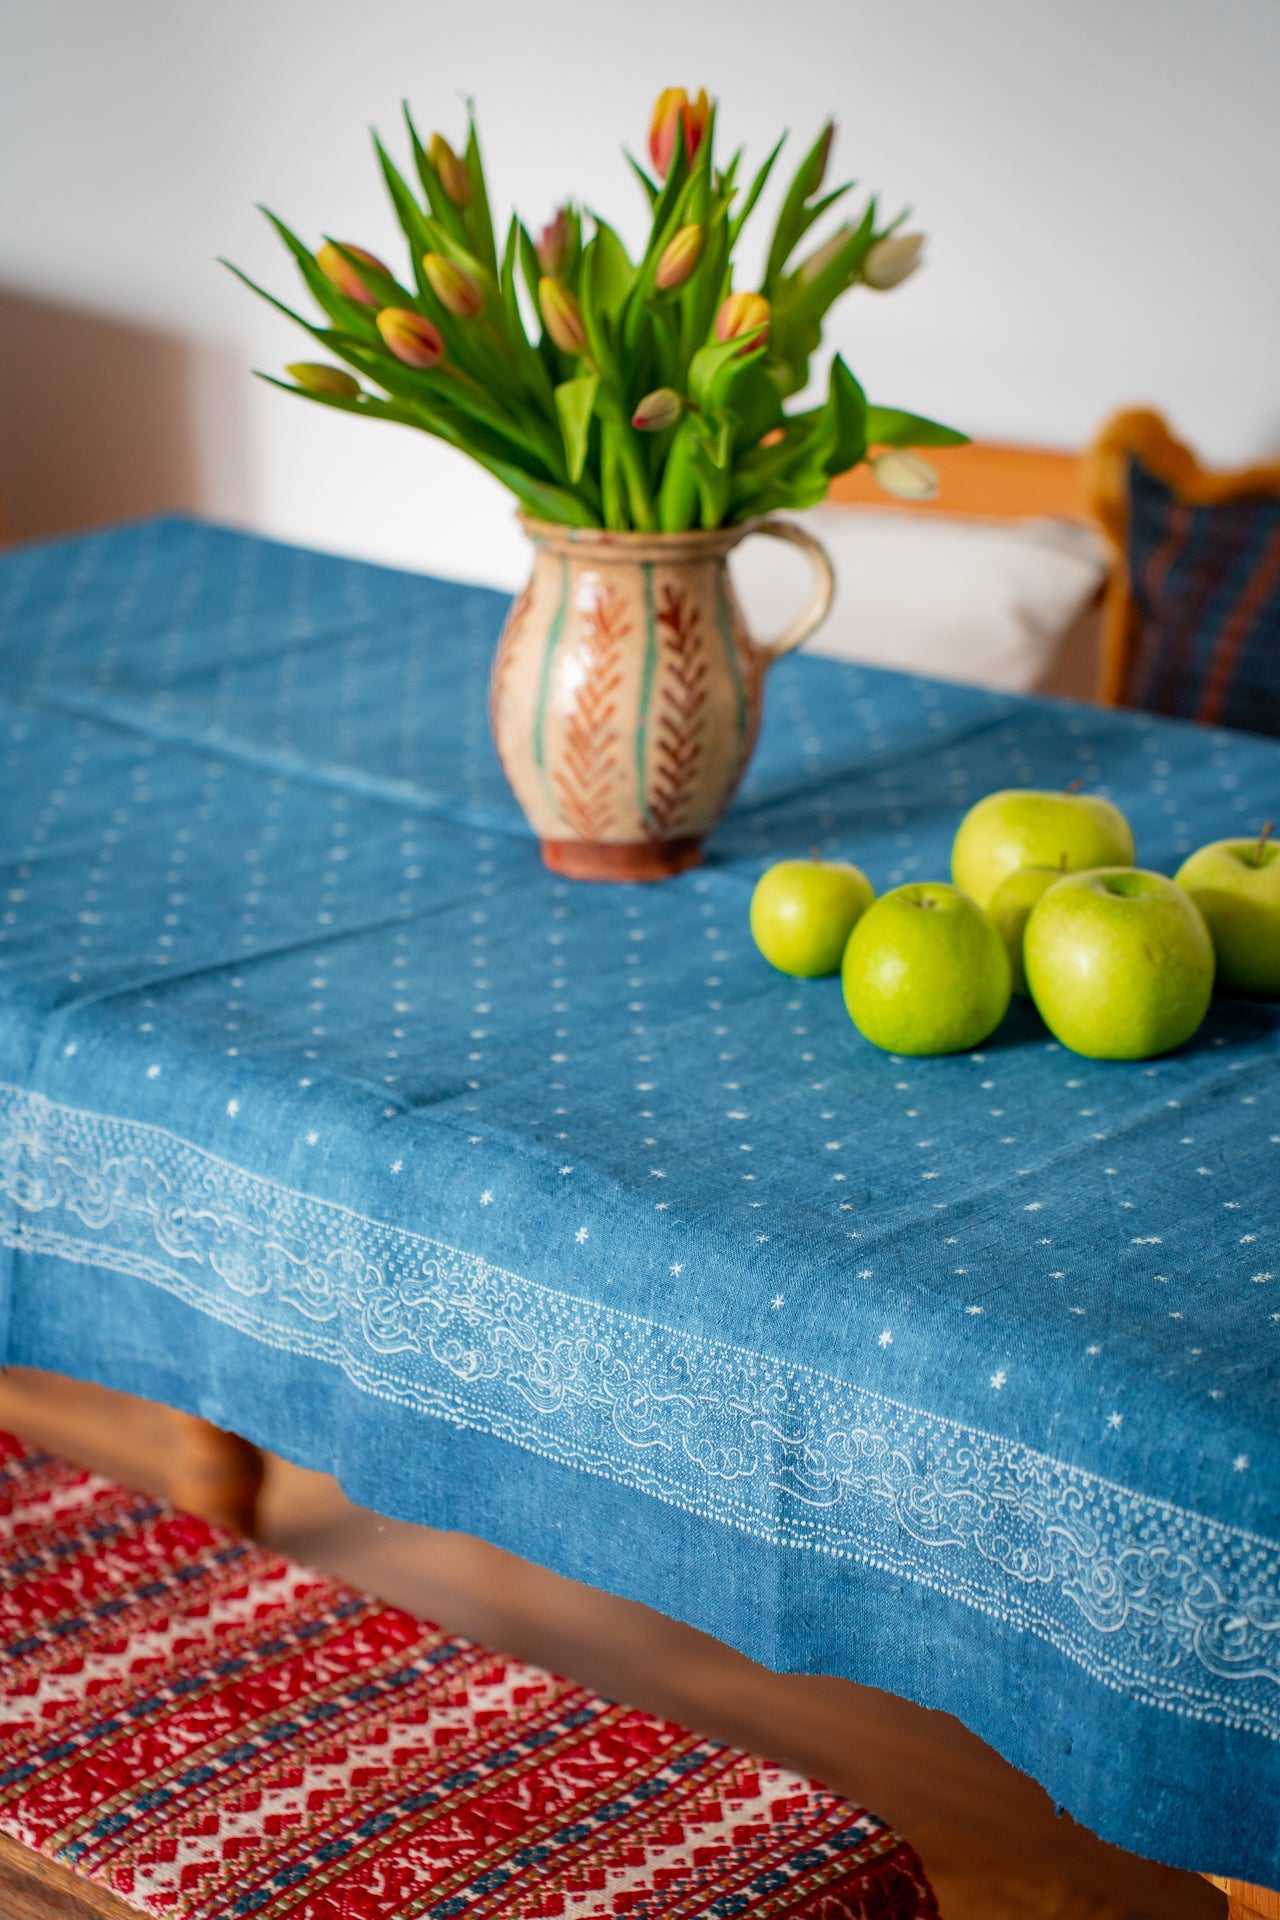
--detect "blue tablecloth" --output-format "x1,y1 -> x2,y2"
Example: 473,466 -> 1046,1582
2,516 -> 1278,1881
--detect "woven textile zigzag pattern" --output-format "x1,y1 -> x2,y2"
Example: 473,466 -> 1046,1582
0,1430 -> 938,1919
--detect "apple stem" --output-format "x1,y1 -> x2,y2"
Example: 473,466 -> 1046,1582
1059,852 -> 1068,873
1255,821 -> 1274,868
811,845 -> 821,863
1064,778 -> 1085,794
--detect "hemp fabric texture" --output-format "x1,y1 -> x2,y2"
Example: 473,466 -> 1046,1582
0,518 -> 1277,1882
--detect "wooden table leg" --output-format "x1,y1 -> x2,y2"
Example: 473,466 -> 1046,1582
1206,1876 -> 1280,1919
167,1412 -> 264,1535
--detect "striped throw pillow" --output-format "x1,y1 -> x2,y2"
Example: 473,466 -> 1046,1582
1123,457 -> 1280,736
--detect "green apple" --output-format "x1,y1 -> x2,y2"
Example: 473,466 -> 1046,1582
1174,825 -> 1280,996
750,856 -> 874,977
952,789 -> 1135,908
988,865 -> 1066,995
1024,868 -> 1214,1059
842,882 -> 1012,1055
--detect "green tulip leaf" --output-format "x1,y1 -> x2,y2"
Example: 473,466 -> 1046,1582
657,418 -> 701,531
729,133 -> 786,246
517,221 -> 543,314
496,217 -> 557,418
688,328 -> 767,411
816,354 -> 869,476
462,104 -> 499,275
763,120 -> 837,291
785,181 -> 853,253
402,104 -> 468,246
786,195 -> 879,319
600,421 -> 628,530
648,129 -> 691,243
589,219 -> 635,318
257,212 -> 383,339
220,259 -> 354,357
257,206 -> 313,267
555,374 -> 599,483
691,406 -> 734,470
731,363 -> 786,447
373,133 -> 436,269
866,404 -> 968,448
484,462 -> 599,526
577,239 -> 622,385
690,434 -> 732,526
625,151 -> 660,207
342,346 -> 555,471
677,210 -> 728,364
500,216 -> 531,342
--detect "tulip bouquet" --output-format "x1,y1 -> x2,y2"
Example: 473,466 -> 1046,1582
229,89 -> 963,531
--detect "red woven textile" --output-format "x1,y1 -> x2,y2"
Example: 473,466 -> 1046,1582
0,1431 -> 938,1918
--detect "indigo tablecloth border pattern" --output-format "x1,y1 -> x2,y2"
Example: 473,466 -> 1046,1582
4,1080 -> 1279,1739
4,517 -> 1280,1884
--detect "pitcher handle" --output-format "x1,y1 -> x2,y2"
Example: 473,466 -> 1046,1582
742,516 -> 836,663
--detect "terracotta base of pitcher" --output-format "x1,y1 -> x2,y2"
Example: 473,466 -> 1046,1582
540,837 -> 704,883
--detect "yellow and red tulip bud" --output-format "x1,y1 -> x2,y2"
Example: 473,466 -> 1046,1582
286,362 -> 362,398
376,308 -> 446,369
715,290 -> 770,347
631,388 -> 684,432
655,223 -> 703,292
428,133 -> 471,208
538,277 -> 587,355
423,252 -> 484,318
317,241 -> 389,306
862,233 -> 925,291
648,89 -> 684,178
536,207 -> 572,277
648,86 -> 710,180
870,449 -> 938,500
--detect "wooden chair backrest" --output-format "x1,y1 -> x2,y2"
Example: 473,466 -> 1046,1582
828,440 -> 1093,524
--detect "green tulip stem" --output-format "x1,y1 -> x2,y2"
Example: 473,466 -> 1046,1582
614,426 -> 656,530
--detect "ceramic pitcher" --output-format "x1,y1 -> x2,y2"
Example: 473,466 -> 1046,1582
489,516 -> 835,881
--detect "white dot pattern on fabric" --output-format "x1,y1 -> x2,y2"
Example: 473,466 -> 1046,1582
1,521 -> 1279,1841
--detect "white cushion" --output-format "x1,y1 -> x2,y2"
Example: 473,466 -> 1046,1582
728,506 -> 1108,692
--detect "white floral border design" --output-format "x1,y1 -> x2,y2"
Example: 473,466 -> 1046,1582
2,1081 -> 1279,1736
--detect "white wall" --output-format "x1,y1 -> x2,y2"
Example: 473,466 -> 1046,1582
1,0 -> 1277,587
